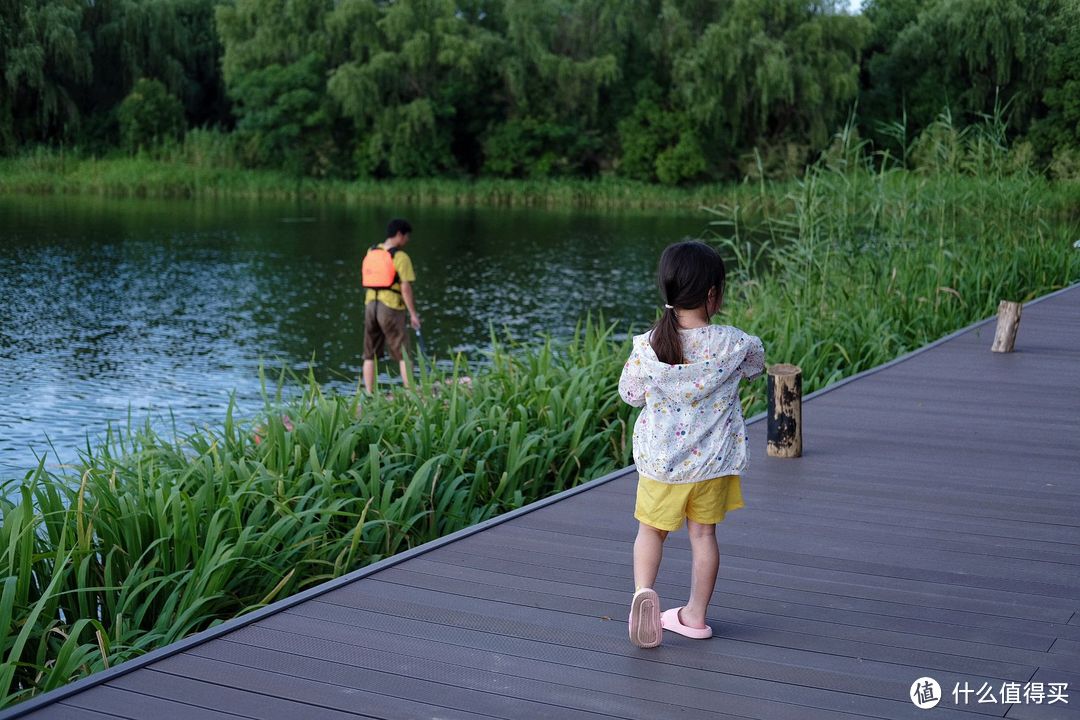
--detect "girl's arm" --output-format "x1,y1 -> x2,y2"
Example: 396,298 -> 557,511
739,334 -> 766,380
618,343 -> 647,407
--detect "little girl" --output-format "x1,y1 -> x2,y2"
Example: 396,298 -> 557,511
619,240 -> 765,648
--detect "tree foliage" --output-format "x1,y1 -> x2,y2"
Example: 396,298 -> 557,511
861,0 -> 1072,156
0,0 -> 222,153
2,0 -> 1078,180
117,77 -> 185,150
1,0 -> 91,150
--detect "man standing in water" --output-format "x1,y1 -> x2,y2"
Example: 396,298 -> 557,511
362,218 -> 421,393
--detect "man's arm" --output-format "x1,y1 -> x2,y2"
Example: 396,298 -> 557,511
400,280 -> 421,329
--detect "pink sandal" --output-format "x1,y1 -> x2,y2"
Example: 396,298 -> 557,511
628,588 -> 662,648
661,607 -> 713,639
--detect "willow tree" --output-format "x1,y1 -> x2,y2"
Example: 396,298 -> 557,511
0,0 -> 91,151
1028,1 -> 1080,169
325,0 -> 502,177
862,0 -> 1062,152
78,0 -> 224,146
482,0 -> 620,177
215,0 -> 341,174
673,0 -> 868,178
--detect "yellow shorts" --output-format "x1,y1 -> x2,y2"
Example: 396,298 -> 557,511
635,474 -> 744,532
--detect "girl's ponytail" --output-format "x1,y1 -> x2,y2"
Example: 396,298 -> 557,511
651,304 -> 684,365
649,241 -> 726,365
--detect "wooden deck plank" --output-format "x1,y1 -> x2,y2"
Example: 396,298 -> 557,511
361,568 -> 1044,677
63,685 -> 259,720
20,707 -> 124,720
3,284 -> 1077,720
184,637 -> 764,720
272,600 -> 1000,720
543,499 -> 1080,567
247,613 -> 993,720
263,604 -> 1002,720
401,552 -> 1060,651
317,580 -> 1035,691
215,623 -> 910,720
509,515 -> 1080,600
466,519 -> 1080,576
431,542 -> 1080,642
516,506 -> 1080,592
140,654 -> 549,720
1047,638 -> 1080,665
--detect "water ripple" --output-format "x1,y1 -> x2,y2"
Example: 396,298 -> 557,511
0,196 -> 706,477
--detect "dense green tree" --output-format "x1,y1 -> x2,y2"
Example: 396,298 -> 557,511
84,1 -> 219,112
482,0 -> 619,176
326,0 -> 501,177
674,0 -> 868,176
862,0 -> 1059,150
117,77 -> 186,150
79,0 -> 226,146
616,81 -> 701,184
3,0 -> 1078,180
1,0 -> 223,153
0,0 -> 91,150
1026,1 -> 1080,169
215,0 -> 341,174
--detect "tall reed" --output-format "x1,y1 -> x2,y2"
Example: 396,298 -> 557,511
710,119 -> 1080,392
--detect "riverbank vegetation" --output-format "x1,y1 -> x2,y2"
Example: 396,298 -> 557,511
0,149 -> 751,209
3,119 -> 1079,706
4,0 -> 1080,189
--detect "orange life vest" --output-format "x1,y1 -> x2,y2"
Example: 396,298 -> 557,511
361,245 -> 399,290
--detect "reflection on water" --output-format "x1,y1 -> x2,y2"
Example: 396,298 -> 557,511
0,195 -> 710,477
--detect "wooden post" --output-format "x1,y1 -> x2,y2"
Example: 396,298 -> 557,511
991,300 -> 1022,353
767,364 -> 802,458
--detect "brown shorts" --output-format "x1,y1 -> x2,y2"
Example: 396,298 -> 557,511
363,301 -> 409,361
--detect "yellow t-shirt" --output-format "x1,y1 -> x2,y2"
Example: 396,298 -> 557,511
364,248 -> 415,310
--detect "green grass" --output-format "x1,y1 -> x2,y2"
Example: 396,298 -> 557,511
0,147 -> 767,210
2,126 -> 1079,708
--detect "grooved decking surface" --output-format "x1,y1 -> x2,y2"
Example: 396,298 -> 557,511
5,285 -> 1079,720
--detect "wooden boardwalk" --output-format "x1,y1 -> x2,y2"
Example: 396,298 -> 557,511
4,285 -> 1079,720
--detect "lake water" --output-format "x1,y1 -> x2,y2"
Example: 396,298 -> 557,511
0,194 -> 712,478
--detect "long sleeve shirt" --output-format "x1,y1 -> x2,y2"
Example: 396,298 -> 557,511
619,325 -> 765,484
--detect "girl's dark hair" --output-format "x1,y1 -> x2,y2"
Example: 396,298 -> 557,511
650,241 -> 726,364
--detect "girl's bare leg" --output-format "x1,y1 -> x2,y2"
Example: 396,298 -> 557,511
633,523 -> 668,590
682,520 -> 718,627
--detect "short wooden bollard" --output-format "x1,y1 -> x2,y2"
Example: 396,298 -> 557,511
991,300 -> 1022,353
767,364 -> 802,458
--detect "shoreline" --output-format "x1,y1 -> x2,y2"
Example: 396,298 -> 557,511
4,152 -> 1078,219
0,153 -> 773,211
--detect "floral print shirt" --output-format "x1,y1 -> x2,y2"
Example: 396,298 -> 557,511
619,325 -> 765,484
